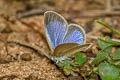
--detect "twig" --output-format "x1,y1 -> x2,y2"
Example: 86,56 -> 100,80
106,0 -> 112,11
7,40 -> 50,59
87,35 -> 120,42
0,35 -> 9,55
17,8 -> 48,19
17,9 -> 120,19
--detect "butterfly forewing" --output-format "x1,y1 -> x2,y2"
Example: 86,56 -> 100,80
53,43 -> 92,57
44,11 -> 68,51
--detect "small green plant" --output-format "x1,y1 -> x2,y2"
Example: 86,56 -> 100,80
91,21 -> 120,80
57,20 -> 120,80
57,52 -> 87,76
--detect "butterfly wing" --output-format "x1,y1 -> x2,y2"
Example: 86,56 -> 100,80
53,43 -> 92,57
63,24 -> 86,45
44,11 -> 68,51
52,24 -> 87,57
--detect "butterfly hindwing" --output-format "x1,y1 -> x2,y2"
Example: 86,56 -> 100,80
53,43 -> 92,57
44,11 -> 68,50
63,24 -> 86,45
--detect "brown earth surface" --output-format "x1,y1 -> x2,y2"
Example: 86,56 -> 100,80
0,0 -> 120,80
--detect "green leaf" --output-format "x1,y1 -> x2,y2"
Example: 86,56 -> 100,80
102,76 -> 114,80
105,37 -> 120,45
98,37 -> 112,53
98,37 -> 120,46
57,60 -> 72,75
64,68 -> 71,76
75,52 -> 87,64
64,60 -> 72,69
102,76 -> 120,80
57,60 -> 71,68
89,78 -> 96,80
112,60 -> 120,68
57,62 -> 64,68
113,48 -> 120,60
64,60 -> 70,65
71,62 -> 79,67
114,77 -> 120,80
98,62 -> 119,79
91,52 -> 109,66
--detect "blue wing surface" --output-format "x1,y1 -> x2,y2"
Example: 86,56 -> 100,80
63,24 -> 86,45
44,11 -> 67,49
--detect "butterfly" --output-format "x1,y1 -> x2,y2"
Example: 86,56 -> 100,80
44,11 -> 92,63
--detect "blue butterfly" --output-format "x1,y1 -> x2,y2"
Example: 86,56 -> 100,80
44,11 -> 91,63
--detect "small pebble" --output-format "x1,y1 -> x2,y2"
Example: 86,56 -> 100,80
25,74 -> 46,80
0,54 -> 12,64
0,75 -> 17,80
20,53 -> 32,61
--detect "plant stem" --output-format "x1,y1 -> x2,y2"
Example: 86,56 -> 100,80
96,20 -> 120,36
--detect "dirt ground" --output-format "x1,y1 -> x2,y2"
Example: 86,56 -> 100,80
0,0 -> 120,80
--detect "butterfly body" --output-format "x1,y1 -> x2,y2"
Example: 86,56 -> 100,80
44,11 -> 91,63
50,56 -> 68,63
